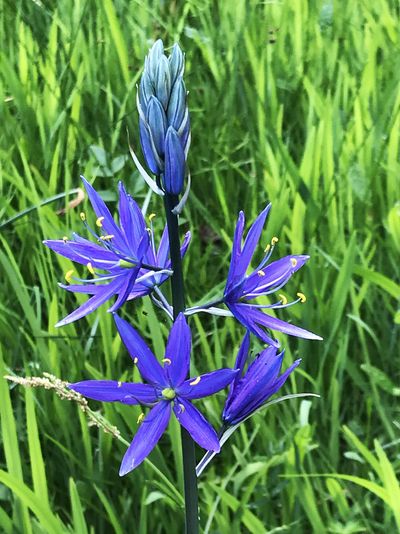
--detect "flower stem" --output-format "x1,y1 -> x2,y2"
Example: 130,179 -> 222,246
163,192 -> 199,534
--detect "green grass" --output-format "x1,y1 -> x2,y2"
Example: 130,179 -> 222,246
1,0 -> 399,532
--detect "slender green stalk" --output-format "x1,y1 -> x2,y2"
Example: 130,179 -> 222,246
163,193 -> 199,534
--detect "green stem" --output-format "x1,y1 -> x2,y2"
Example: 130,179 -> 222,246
163,193 -> 199,534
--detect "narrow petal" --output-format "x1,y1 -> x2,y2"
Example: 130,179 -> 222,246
227,303 -> 280,347
243,305 -> 322,340
69,380 -> 158,404
235,204 -> 271,281
176,369 -> 238,399
108,267 -> 140,313
43,239 -> 118,270
243,255 -> 309,297
118,182 -> 147,252
119,401 -> 171,476
81,176 -> 127,252
164,313 -> 191,386
225,211 -> 245,294
225,331 -> 250,407
56,276 -> 126,327
114,314 -> 166,386
173,398 -> 220,452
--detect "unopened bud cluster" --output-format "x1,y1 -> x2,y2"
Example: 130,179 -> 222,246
138,40 -> 190,195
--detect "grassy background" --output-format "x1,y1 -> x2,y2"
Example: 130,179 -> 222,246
1,0 -> 400,532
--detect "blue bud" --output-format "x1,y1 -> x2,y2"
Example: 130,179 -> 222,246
155,55 -> 171,109
139,70 -> 154,110
147,39 -> 164,78
146,96 -> 167,158
169,44 -> 184,84
167,78 -> 186,130
139,119 -> 161,175
163,127 -> 185,195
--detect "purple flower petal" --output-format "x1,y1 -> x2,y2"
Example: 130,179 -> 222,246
43,239 -> 118,270
81,177 -> 127,253
225,211 -> 245,295
163,127 -> 185,195
68,380 -> 158,405
164,313 -> 191,386
119,401 -> 171,476
176,369 -> 238,400
227,303 -> 280,347
118,182 -> 147,253
173,398 -> 220,452
56,275 -> 126,327
114,314 -> 166,386
108,267 -> 141,313
225,332 -> 250,407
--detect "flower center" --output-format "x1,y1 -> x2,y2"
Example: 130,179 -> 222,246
161,387 -> 176,400
118,259 -> 137,269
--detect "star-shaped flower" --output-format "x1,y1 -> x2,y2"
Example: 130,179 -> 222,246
69,314 -> 237,475
44,177 -> 190,326
224,204 -> 322,347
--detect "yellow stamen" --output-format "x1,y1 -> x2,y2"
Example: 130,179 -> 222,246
100,234 -> 114,241
291,258 -> 298,268
271,236 -> 279,245
257,270 -> 265,277
80,212 -> 86,221
87,262 -> 95,275
133,357 -> 138,364
179,403 -> 185,413
96,216 -> 105,227
148,213 -> 156,222
117,381 -> 122,388
137,413 -> 145,424
63,236 -> 68,243
297,292 -> 307,303
264,244 -> 271,253
189,376 -> 201,386
279,294 -> 288,305
162,358 -> 172,365
65,270 -> 74,283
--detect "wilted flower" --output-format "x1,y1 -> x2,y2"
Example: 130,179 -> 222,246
44,177 -> 189,326
69,314 -> 237,475
224,204 -> 322,347
138,40 -> 190,195
222,332 -> 301,425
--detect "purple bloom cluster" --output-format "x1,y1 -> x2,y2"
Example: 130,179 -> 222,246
44,39 -> 321,478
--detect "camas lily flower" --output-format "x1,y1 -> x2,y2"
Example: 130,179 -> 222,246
224,204 -> 322,347
222,332 -> 301,425
69,314 -> 237,475
44,177 -> 189,326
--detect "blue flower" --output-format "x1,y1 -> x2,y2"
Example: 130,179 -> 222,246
222,332 -> 301,425
44,177 -> 190,326
69,314 -> 237,475
138,40 -> 190,195
224,205 -> 322,347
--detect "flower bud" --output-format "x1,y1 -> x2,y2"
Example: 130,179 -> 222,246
138,40 -> 190,195
163,127 -> 185,195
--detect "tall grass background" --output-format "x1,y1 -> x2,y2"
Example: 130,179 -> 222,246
0,0 -> 399,532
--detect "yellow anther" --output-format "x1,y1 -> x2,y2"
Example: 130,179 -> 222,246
297,292 -> 307,303
264,244 -> 271,253
137,413 -> 145,424
179,403 -> 185,413
162,358 -> 172,365
189,376 -> 201,386
290,258 -> 298,268
96,216 -> 105,227
117,381 -> 122,388
279,294 -> 288,305
65,270 -> 74,283
133,357 -> 138,364
80,212 -> 86,221
271,236 -> 279,245
257,270 -> 265,277
87,262 -> 95,275
100,234 -> 114,241
148,213 -> 156,222
62,236 -> 68,243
